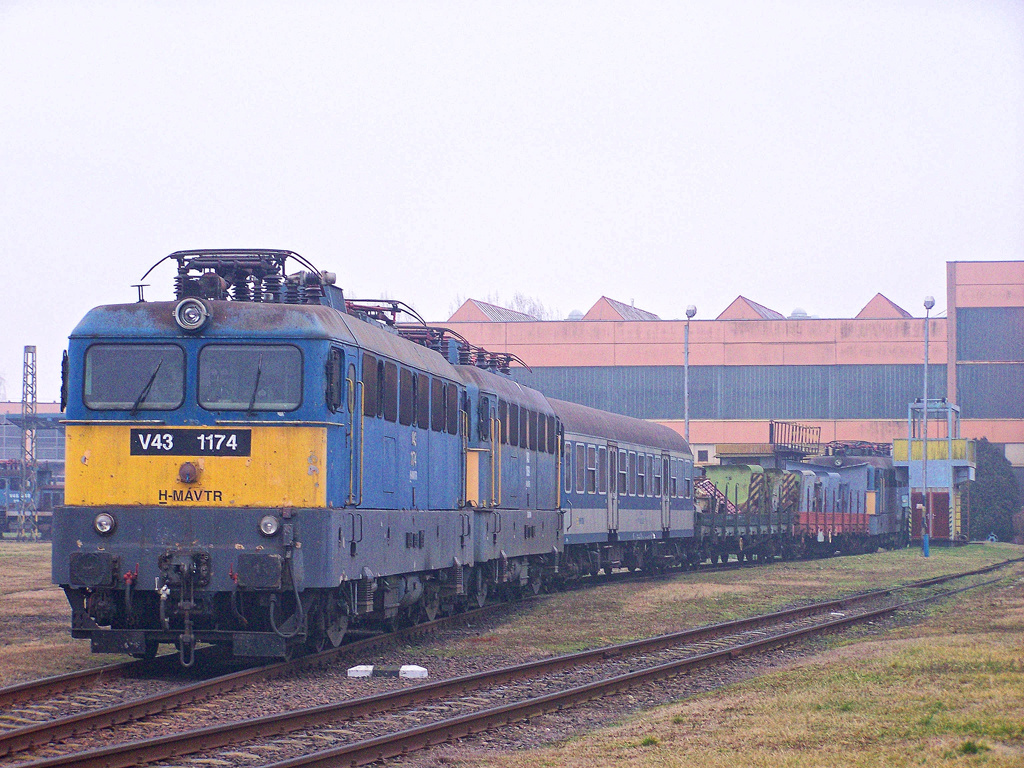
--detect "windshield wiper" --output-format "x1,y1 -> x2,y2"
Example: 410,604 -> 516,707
130,360 -> 164,416
247,354 -> 264,415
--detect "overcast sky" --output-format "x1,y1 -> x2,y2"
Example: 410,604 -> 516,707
2,1 -> 1022,401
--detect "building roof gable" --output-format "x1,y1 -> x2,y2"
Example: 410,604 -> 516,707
855,293 -> 913,319
583,296 -> 661,321
448,299 -> 538,323
716,296 -> 785,320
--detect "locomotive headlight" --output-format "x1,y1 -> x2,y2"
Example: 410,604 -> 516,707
94,513 -> 116,536
174,298 -> 210,333
259,515 -> 280,537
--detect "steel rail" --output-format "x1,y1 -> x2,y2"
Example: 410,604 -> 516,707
265,576 -> 1009,768
0,653 -> 188,710
13,560 -> 1019,768
0,598 -> 517,757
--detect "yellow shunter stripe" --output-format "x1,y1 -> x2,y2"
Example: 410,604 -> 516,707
65,425 -> 327,508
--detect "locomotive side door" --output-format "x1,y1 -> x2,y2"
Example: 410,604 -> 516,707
660,453 -> 671,531
326,346 -> 356,506
606,442 -> 619,532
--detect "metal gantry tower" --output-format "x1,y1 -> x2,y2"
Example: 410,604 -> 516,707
18,345 -> 38,539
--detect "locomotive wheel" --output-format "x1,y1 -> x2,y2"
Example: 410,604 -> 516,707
473,580 -> 488,608
326,608 -> 349,648
422,590 -> 441,622
308,610 -> 328,653
529,574 -> 542,595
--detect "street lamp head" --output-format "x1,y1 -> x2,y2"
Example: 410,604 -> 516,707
685,305 -> 697,319
924,296 -> 935,310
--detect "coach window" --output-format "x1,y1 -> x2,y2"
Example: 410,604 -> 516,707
382,361 -> 398,422
431,378 -> 444,431
84,344 -> 185,411
618,449 -> 627,494
399,368 -> 414,426
598,446 -> 608,494
670,460 -> 679,497
575,443 -> 586,493
508,403 -> 519,446
586,445 -> 597,493
547,415 -> 557,453
654,457 -> 664,497
647,455 -> 655,496
563,443 -> 573,494
445,383 -> 459,434
627,451 -> 637,496
417,375 -> 430,429
199,344 -> 302,412
637,454 -> 646,496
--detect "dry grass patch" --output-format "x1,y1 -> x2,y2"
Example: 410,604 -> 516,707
0,541 -> 129,686
457,560 -> 1024,768
0,541 -> 53,595
424,546 -> 1021,661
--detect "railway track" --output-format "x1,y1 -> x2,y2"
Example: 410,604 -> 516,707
4,557 -> 1019,768
0,596 -> 524,760
0,556 -> 734,734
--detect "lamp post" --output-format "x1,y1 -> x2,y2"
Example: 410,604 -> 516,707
922,295 -> 935,557
684,305 -> 696,444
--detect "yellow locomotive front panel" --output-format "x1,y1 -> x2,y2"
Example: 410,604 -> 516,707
65,424 -> 327,508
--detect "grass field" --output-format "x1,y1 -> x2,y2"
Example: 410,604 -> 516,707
0,541 -> 129,686
3,541 -> 1022,764
448,544 -> 1024,768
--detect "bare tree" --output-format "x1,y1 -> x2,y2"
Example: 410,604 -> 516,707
448,292 -> 561,320
486,291 -> 560,321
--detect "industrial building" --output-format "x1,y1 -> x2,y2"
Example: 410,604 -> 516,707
446,260 -> 1024,494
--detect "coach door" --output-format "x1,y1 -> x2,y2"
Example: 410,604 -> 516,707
660,453 -> 671,531
606,442 -> 619,531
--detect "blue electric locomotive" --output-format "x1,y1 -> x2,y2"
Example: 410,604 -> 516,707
53,249 -> 696,663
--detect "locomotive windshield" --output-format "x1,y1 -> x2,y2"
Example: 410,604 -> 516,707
198,344 -> 302,411
84,344 -> 185,410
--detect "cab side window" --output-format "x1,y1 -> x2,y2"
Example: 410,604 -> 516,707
478,396 -> 491,441
326,348 -> 343,412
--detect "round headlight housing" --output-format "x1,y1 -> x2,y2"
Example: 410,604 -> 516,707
94,512 -> 116,536
174,298 -> 210,333
259,514 -> 280,537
